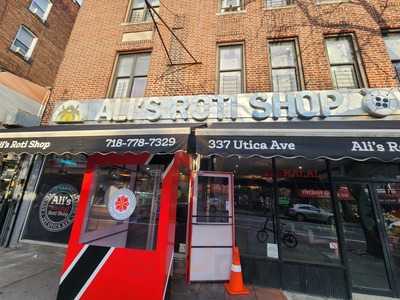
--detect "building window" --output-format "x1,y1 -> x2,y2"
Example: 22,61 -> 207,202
276,158 -> 341,265
218,45 -> 244,95
112,53 -> 150,98
383,32 -> 400,82
128,0 -> 160,23
266,0 -> 295,8
29,0 -> 53,22
269,40 -> 301,92
10,26 -> 38,60
325,36 -> 363,89
220,0 -> 244,13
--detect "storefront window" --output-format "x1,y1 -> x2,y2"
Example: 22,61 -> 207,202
202,157 -> 278,259
376,182 -> 400,288
276,158 -> 341,265
0,154 -> 32,245
331,159 -> 400,181
22,155 -> 86,245
81,164 -> 163,250
175,172 -> 190,253
197,175 -> 229,223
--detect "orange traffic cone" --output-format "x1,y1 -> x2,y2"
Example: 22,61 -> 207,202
224,247 -> 250,295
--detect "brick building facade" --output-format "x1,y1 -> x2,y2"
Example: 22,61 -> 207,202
0,0 -> 80,87
46,0 -> 400,119
5,1 -> 400,299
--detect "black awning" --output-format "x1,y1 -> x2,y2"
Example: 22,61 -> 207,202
0,124 -> 193,155
196,121 -> 400,161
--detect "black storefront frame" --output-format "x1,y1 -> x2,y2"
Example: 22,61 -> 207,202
201,155 -> 400,299
272,158 -> 350,299
280,159 -> 400,299
329,176 -> 400,298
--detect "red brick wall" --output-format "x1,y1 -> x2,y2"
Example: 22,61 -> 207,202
44,0 -> 400,122
0,0 -> 79,87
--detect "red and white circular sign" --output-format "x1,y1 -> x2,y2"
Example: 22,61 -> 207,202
107,188 -> 136,221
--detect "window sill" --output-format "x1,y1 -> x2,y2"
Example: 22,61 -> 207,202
121,21 -> 153,26
264,4 -> 296,11
216,10 -> 246,16
28,8 -> 49,25
316,0 -> 351,6
9,48 -> 32,63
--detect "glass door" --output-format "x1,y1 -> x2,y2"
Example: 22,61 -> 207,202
189,171 -> 234,281
373,182 -> 400,295
335,183 -> 392,294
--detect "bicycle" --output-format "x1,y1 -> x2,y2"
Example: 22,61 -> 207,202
256,217 -> 298,248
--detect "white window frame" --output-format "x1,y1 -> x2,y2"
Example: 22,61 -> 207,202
266,0 -> 295,9
383,32 -> 400,83
324,35 -> 365,89
220,0 -> 243,13
268,39 -> 303,92
218,44 -> 245,95
10,26 -> 38,61
29,0 -> 53,22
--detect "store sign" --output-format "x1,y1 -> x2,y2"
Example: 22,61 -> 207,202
298,188 -> 351,200
107,188 -> 136,221
197,136 -> 400,161
266,169 -> 319,178
51,89 -> 400,124
39,184 -> 79,232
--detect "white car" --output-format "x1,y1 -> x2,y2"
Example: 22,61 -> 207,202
288,204 -> 334,224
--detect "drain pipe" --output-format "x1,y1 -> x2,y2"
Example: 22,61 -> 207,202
38,87 -> 53,124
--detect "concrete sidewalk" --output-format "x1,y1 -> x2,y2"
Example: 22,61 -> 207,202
0,244 -> 397,300
0,244 -> 65,300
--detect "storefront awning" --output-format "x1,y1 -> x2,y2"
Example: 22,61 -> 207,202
196,121 -> 400,161
0,124 -> 192,155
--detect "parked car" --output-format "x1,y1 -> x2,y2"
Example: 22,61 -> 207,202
288,204 -> 334,224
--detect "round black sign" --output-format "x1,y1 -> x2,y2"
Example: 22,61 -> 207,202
39,184 -> 79,232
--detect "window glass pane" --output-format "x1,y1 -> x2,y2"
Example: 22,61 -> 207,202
113,78 -> 130,98
133,0 -> 145,8
331,65 -> 358,89
219,71 -> 242,94
384,33 -> 400,61
376,183 -> 400,288
12,40 -> 30,55
220,46 -> 242,70
30,0 -> 48,19
22,155 -> 87,244
266,0 -> 293,7
81,164 -> 163,250
33,0 -> 50,11
144,6 -> 159,21
117,55 -> 134,77
134,54 -> 150,76
395,62 -> 400,81
131,77 -> 147,97
277,158 -> 341,265
326,36 -> 355,64
330,159 -> 400,182
200,156 -> 279,262
16,27 -> 34,49
337,183 -> 390,290
131,9 -> 145,22
196,176 -> 229,223
272,68 -> 298,92
270,41 -> 296,68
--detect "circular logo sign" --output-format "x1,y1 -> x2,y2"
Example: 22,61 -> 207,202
362,90 -> 399,118
39,184 -> 79,232
107,188 -> 136,221
53,100 -> 84,123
